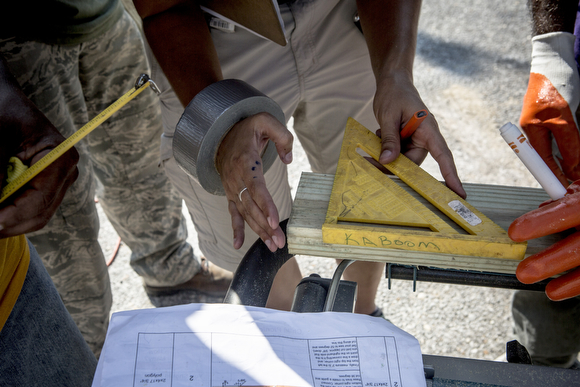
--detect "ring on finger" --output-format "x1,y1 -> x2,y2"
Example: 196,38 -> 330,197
238,187 -> 248,201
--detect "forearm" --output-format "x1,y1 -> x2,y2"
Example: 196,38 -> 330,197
356,0 -> 422,81
529,0 -> 577,35
134,0 -> 222,107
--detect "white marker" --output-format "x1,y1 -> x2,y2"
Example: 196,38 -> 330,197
499,122 -> 567,200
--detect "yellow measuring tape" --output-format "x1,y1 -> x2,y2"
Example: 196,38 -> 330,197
0,74 -> 159,204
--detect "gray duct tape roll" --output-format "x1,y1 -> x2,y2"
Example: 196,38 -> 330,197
173,79 -> 286,195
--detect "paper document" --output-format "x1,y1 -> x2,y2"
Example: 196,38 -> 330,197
92,304 -> 426,387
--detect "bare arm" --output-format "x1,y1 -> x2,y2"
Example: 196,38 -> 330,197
529,0 -> 577,36
133,0 -> 223,107
356,0 -> 466,197
356,0 -> 419,81
133,0 -> 292,252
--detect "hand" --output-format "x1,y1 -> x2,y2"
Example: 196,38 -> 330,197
216,112 -> 293,252
373,70 -> 466,198
509,180 -> 580,301
0,65 -> 79,237
519,32 -> 580,187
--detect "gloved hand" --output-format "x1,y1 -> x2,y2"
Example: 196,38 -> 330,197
509,180 -> 580,301
520,32 -> 580,187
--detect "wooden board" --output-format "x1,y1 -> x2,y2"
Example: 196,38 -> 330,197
288,173 -> 566,274
322,118 -> 527,260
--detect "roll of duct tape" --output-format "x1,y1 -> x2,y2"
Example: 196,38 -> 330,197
173,79 -> 286,195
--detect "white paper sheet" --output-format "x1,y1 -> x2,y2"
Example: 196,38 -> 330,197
92,304 -> 426,387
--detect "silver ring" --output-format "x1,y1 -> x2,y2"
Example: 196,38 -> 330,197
238,187 -> 248,201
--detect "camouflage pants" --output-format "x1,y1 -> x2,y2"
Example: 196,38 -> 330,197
512,291 -> 580,368
0,11 -> 201,356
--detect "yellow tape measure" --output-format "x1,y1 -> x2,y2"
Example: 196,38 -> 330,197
0,74 -> 160,204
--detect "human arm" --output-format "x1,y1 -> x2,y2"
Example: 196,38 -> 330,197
134,0 -> 291,251
519,0 -> 580,187
134,0 -> 222,106
0,57 -> 79,237
356,0 -> 466,198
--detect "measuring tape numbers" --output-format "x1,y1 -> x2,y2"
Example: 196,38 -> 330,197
0,74 -> 160,204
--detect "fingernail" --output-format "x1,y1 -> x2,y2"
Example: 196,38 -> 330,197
272,235 -> 280,247
268,216 -> 277,229
380,150 -> 392,163
284,151 -> 293,163
265,239 -> 274,251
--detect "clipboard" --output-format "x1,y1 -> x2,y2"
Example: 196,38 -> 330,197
200,0 -> 287,46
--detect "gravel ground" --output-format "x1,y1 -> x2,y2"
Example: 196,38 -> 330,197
102,0 -> 547,363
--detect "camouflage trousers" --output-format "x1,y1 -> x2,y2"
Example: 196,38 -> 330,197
0,11 -> 201,356
512,291 -> 580,368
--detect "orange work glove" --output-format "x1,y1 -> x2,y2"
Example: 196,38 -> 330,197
520,32 -> 580,187
509,180 -> 580,301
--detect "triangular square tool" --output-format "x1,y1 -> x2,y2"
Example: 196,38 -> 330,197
322,118 -> 526,259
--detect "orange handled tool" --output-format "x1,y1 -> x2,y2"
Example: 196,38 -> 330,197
400,109 -> 428,139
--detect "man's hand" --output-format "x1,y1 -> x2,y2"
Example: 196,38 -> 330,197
355,0 -> 465,199
520,32 -> 580,187
509,180 -> 580,301
0,61 -> 79,237
216,112 -> 293,252
373,70 -> 466,198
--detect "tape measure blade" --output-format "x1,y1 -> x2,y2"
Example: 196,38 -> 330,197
0,83 -> 151,204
